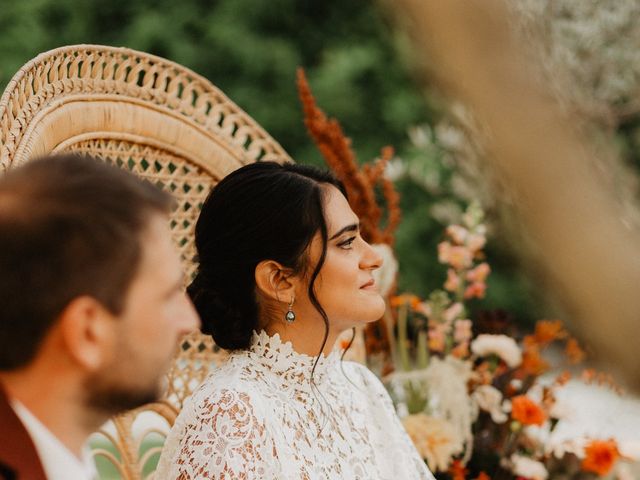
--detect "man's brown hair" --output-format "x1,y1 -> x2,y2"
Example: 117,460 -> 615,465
0,154 -> 173,369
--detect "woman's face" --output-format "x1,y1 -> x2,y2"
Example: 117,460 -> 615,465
299,185 -> 385,331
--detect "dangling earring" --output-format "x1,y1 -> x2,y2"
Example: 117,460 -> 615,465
285,297 -> 296,323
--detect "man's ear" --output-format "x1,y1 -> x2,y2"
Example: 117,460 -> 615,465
255,260 -> 296,303
57,296 -> 117,372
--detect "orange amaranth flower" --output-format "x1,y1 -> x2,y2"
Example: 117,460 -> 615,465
297,68 -> 400,245
474,473 -> 491,480
511,395 -> 547,426
582,439 -> 620,476
533,320 -> 567,345
565,337 -> 586,364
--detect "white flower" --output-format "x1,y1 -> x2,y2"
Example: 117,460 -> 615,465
471,334 -> 522,368
510,378 -> 523,391
619,441 -> 640,461
384,159 -> 407,182
548,397 -> 572,420
402,413 -> 464,472
472,384 -> 508,423
615,463 -> 635,480
370,243 -> 398,298
549,438 -> 588,459
510,454 -> 548,480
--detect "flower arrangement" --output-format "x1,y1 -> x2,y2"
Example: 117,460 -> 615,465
295,69 -> 639,479
386,203 -> 638,479
297,68 -> 402,362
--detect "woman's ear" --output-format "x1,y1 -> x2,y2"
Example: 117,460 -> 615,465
255,260 -> 296,303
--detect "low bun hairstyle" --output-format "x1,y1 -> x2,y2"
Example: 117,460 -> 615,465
188,161 -> 346,350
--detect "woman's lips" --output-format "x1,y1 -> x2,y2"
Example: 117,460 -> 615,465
360,279 -> 376,290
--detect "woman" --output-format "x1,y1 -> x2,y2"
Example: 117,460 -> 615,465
156,162 -> 434,479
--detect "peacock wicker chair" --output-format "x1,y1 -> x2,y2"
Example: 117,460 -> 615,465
0,44 -> 293,479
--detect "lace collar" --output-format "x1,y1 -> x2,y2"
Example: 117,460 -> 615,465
244,330 -> 341,385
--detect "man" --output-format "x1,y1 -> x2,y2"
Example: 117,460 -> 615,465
0,154 -> 200,479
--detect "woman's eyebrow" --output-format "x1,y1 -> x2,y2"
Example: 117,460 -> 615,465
329,222 -> 359,240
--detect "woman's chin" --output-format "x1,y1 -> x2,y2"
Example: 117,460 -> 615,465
362,295 -> 386,322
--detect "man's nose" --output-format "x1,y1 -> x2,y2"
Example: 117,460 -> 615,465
178,294 -> 201,334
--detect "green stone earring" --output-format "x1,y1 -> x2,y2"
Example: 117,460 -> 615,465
285,297 -> 296,323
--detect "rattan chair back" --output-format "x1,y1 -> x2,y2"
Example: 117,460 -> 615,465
0,44 -> 292,479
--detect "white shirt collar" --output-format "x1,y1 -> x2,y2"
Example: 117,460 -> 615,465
10,399 -> 97,480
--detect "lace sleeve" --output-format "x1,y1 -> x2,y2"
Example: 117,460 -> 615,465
164,388 -> 280,479
346,362 -> 436,480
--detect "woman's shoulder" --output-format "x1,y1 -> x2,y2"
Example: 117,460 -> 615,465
185,354 -> 270,413
339,361 -> 388,395
157,355 -> 282,479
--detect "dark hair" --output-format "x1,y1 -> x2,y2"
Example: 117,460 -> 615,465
0,153 -> 173,369
188,161 -> 346,350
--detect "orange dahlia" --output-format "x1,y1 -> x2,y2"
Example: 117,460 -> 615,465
510,395 -> 547,426
582,439 -> 620,476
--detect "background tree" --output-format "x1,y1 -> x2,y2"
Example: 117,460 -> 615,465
10,0 -> 627,325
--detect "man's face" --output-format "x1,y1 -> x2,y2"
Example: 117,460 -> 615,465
86,214 -> 200,413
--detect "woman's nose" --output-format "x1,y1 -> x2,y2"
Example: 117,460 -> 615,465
361,240 -> 384,270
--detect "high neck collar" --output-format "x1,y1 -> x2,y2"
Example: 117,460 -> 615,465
245,330 -> 341,385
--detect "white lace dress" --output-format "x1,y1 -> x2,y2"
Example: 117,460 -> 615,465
155,331 -> 435,479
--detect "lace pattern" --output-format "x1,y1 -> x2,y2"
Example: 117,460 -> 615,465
156,331 -> 434,479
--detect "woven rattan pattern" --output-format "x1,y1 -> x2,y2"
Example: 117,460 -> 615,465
63,137 -> 230,480
0,45 -> 294,479
0,45 -> 291,171
65,137 -> 213,282
63,133 -> 231,480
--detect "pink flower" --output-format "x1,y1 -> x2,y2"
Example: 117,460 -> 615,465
466,262 -> 490,283
467,233 -> 486,253
451,341 -> 469,358
444,269 -> 460,292
428,325 -> 447,352
454,319 -> 473,343
464,282 -> 486,299
439,242 -> 473,270
438,241 -> 452,264
415,301 -> 432,317
446,225 -> 468,244
443,302 -> 464,324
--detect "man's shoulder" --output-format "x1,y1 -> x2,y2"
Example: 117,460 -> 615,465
0,386 -> 47,480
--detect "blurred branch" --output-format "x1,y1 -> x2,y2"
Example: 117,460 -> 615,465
386,0 -> 640,390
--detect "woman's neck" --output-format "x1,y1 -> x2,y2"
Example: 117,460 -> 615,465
263,320 -> 342,357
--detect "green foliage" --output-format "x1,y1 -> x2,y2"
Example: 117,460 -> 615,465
0,0 -> 430,163
0,0 -> 540,324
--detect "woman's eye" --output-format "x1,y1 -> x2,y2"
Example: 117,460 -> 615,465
338,236 -> 356,249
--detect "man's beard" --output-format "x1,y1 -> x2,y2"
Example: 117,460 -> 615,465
83,370 -> 162,415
